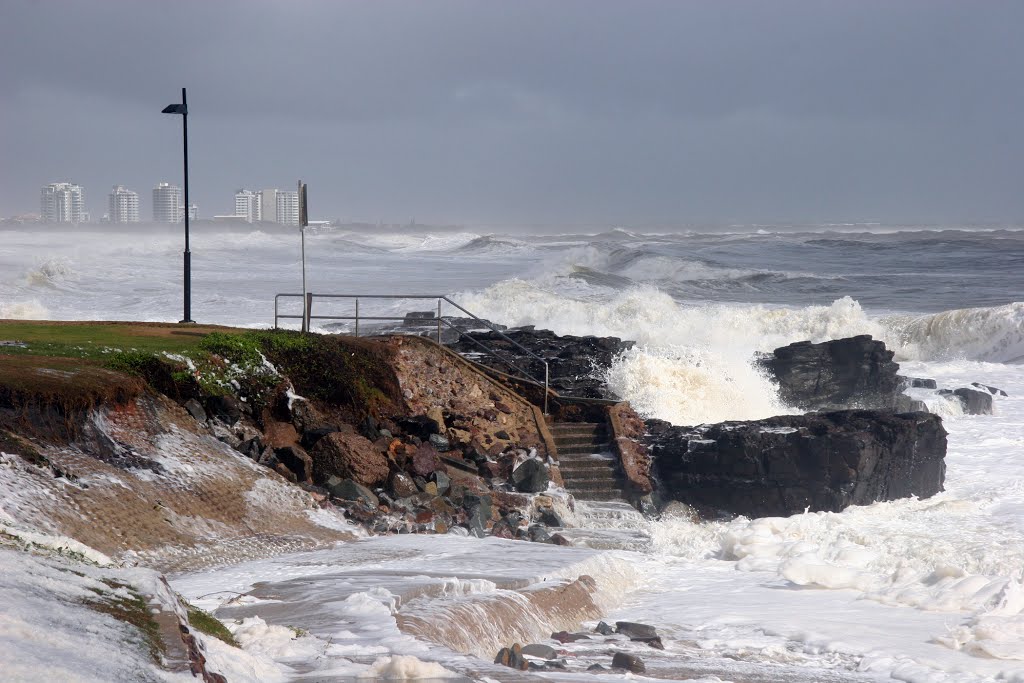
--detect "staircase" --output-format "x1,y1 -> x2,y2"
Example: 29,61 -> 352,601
548,421 -> 626,502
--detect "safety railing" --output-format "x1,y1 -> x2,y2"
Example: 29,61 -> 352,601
274,293 -> 550,413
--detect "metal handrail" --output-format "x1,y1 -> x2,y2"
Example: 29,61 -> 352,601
273,293 -> 550,413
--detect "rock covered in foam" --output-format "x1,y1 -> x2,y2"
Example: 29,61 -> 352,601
649,410 -> 947,518
761,335 -> 901,411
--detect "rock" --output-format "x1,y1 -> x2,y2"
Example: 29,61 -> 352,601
426,406 -> 446,432
587,664 -> 607,672
311,432 -> 389,487
183,398 -> 207,423
611,652 -> 645,673
522,644 -> 557,660
389,471 -> 419,499
300,425 -> 341,450
235,436 -> 263,459
433,470 -> 451,496
911,378 -> 938,389
954,387 -> 994,415
274,445 -> 313,482
511,458 -> 549,493
615,621 -> 663,649
972,382 -> 1008,397
551,631 -> 591,643
616,621 -> 658,641
324,476 -> 379,507
595,621 -> 615,636
527,524 -> 552,543
895,393 -> 929,413
549,533 -> 572,546
359,415 -> 380,440
205,395 -> 242,424
428,433 -> 451,452
760,335 -> 901,410
411,443 -> 443,478
537,506 -> 564,527
398,415 -> 440,440
494,644 -> 528,670
648,410 -> 947,518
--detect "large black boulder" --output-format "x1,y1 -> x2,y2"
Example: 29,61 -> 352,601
648,410 -> 946,518
511,458 -> 549,493
760,335 -> 901,411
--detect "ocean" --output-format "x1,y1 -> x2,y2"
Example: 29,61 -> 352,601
3,224 -> 1023,681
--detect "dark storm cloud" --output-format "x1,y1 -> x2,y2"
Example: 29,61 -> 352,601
1,0 -> 1022,225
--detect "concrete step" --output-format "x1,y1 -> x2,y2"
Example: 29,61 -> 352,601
570,490 -> 627,502
551,434 -> 611,447
557,461 -> 618,473
548,422 -> 606,436
557,446 -> 613,457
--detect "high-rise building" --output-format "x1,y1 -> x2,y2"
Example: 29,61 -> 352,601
40,182 -> 85,223
152,182 -> 182,223
234,189 -> 262,223
107,185 -> 140,223
187,203 -> 199,222
276,190 -> 299,226
260,189 -> 278,221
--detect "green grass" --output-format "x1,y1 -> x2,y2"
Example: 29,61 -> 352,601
186,606 -> 238,647
0,321 -> 231,360
87,586 -> 166,665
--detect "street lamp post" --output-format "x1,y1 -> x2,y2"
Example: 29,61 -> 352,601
161,88 -> 194,323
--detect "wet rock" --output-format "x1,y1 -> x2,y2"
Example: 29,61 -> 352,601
311,431 -> 389,487
954,387 -> 994,415
895,394 -> 929,413
325,476 -> 379,507
911,378 -> 938,389
551,631 -> 591,643
972,382 -> 1008,397
527,524 -> 552,543
206,395 -> 242,424
183,398 -> 207,423
389,471 -> 419,499
649,410 -> 947,518
522,644 -> 557,660
595,621 -> 615,636
235,436 -> 263,459
428,433 -> 451,452
494,643 -> 528,670
398,415 -> 440,440
587,664 -> 607,672
611,652 -> 645,673
616,621 -> 663,649
549,533 -> 572,546
274,445 -> 313,482
537,506 -> 564,527
511,458 -> 549,493
359,414 -> 380,440
760,335 -> 901,410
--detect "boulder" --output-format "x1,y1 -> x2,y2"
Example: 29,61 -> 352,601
953,387 -> 994,415
183,398 -> 207,423
274,445 -> 313,482
494,644 -> 528,670
206,395 -> 242,424
428,433 -> 451,452
324,476 -> 378,507
649,410 -> 947,518
311,432 -> 389,487
615,621 -> 663,649
389,471 -> 419,499
432,470 -> 451,496
300,425 -> 341,450
411,443 -> 444,478
527,525 -> 552,543
972,382 -> 1008,397
611,652 -> 645,673
235,436 -> 263,459
911,378 -> 938,389
595,621 -> 615,636
760,335 -> 901,410
511,458 -> 549,493
521,644 -> 556,660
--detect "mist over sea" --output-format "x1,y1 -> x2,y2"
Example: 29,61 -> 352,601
4,223 -> 1024,680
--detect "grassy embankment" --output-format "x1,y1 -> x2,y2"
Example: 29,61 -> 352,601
0,320 -> 402,434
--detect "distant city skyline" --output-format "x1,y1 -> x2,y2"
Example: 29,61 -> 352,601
3,2 -> 1024,225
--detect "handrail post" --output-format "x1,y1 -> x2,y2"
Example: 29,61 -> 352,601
436,298 -> 442,344
544,362 -> 549,415
355,298 -> 360,336
303,292 -> 313,333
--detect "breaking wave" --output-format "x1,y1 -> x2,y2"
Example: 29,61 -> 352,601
883,303 -> 1024,363
25,257 -> 77,287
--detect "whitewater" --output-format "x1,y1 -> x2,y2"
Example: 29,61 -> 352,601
2,223 -> 1023,681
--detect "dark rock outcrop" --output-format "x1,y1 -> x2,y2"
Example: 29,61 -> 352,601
511,458 -> 549,493
649,410 -> 947,518
611,652 -> 645,673
760,335 -> 901,410
952,387 -> 994,415
447,327 -> 634,399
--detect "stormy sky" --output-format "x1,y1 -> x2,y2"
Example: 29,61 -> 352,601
1,1 -> 1022,227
